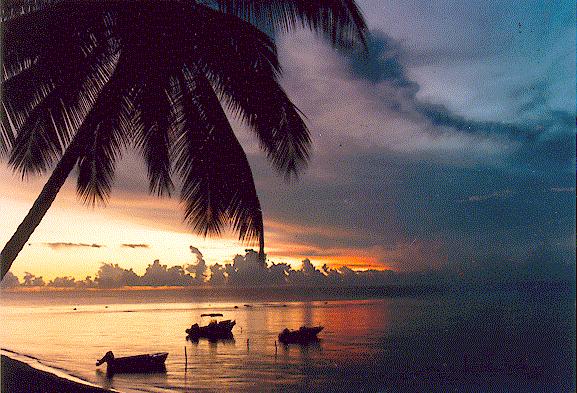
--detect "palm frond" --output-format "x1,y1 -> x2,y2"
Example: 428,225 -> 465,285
2,1 -> 116,175
132,74 -> 175,197
6,35 -> 117,177
110,0 -> 211,198
2,61 -> 53,114
0,103 -> 17,157
1,0 -> 59,21
76,96 -> 132,206
1,1 -> 110,61
209,0 -> 367,48
74,38 -> 146,205
190,6 -> 311,178
173,67 -> 263,244
7,90 -> 70,176
2,2 -> 114,112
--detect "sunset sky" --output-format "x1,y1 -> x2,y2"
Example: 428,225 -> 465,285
1,0 -> 575,281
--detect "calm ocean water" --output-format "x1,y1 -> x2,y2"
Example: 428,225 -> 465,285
1,285 -> 575,392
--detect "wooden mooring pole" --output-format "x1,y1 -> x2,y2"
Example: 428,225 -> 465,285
184,346 -> 188,371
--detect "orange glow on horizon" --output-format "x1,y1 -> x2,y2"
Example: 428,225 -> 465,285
1,165 -> 398,282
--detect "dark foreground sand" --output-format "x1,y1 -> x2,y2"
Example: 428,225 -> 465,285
1,354 -> 115,393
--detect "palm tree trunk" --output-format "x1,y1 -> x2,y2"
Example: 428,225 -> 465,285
0,138 -> 81,281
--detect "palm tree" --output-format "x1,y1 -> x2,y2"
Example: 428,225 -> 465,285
0,0 -> 366,281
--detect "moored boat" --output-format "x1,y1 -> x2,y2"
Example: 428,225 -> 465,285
186,319 -> 236,341
96,351 -> 168,374
278,326 -> 323,344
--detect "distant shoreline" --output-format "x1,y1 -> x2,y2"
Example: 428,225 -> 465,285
1,279 -> 574,295
1,351 -> 116,393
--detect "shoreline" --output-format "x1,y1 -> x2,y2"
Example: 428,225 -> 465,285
1,350 -> 117,393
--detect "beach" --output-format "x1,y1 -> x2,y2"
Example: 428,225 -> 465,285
1,352 -> 115,393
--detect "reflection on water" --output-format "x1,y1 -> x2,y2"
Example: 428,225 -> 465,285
95,368 -> 169,392
1,286 -> 575,392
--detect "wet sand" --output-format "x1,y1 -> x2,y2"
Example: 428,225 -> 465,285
1,353 -> 115,393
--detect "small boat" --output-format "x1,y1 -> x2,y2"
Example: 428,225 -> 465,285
278,326 -> 324,344
200,313 -> 224,317
96,351 -> 168,374
186,319 -> 236,341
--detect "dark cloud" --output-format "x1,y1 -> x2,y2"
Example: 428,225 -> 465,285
22,272 -> 45,287
141,260 -> 194,287
260,28 -> 575,277
346,32 -> 416,89
550,187 -> 575,193
76,276 -> 96,289
0,271 -> 20,288
208,263 -> 227,286
414,101 -> 532,140
94,260 -> 195,288
94,263 -> 140,288
250,141 -> 574,274
187,246 -> 207,283
225,250 -> 271,286
510,110 -> 576,172
42,242 -> 104,250
121,243 -> 150,249
344,31 -> 573,155
463,189 -> 513,203
47,276 -> 77,288
510,79 -> 551,116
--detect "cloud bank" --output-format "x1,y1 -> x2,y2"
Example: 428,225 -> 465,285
3,246 -> 573,290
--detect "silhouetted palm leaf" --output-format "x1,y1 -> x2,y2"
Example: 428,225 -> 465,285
0,105 -> 17,157
2,1 -> 115,173
131,62 -> 175,198
211,0 -> 367,48
193,6 -> 311,178
173,66 -> 263,242
76,83 -> 132,206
